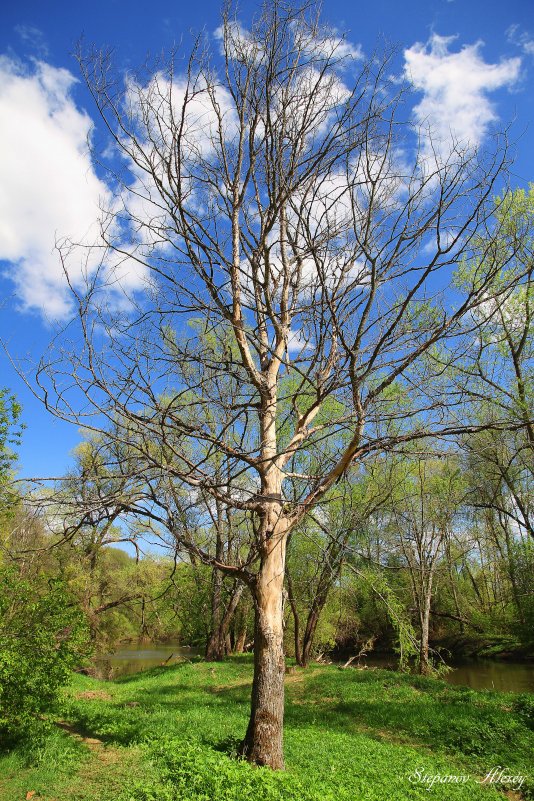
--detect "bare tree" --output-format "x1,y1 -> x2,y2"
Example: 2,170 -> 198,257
27,1 -> 524,768
389,457 -> 464,674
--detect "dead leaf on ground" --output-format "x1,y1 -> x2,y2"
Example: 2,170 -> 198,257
75,690 -> 112,701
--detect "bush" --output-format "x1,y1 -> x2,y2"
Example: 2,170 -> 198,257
0,565 -> 90,745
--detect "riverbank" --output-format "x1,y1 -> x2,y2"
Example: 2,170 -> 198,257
93,639 -> 534,692
431,633 -> 534,661
1,657 -> 532,801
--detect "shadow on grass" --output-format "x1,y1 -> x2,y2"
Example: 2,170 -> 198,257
209,734 -> 243,756
280,668 -> 532,769
64,659 -> 533,781
66,671 -> 252,748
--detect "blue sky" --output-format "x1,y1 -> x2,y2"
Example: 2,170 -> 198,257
0,0 -> 533,481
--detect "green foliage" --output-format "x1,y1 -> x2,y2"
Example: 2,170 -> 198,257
513,693 -> 534,730
454,185 -> 534,293
3,658 -> 531,801
0,388 -> 23,525
355,567 -> 419,670
0,388 -> 22,473
0,565 -> 90,745
126,738 -> 320,801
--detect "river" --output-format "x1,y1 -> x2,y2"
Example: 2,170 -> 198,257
354,654 -> 534,693
94,642 -> 534,693
94,642 -> 200,677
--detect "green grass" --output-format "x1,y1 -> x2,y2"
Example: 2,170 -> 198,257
1,657 -> 532,801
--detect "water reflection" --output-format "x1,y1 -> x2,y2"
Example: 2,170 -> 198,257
95,642 -> 533,693
94,642 -> 200,677
445,660 -> 534,693
351,655 -> 534,693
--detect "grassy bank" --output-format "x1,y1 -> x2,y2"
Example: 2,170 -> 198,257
432,633 -> 534,660
1,657 -> 532,801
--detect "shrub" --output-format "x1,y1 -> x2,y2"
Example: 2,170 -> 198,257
0,565 -> 90,745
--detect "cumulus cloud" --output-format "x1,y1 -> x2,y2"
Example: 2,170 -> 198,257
214,21 -> 263,63
118,71 -> 239,262
287,327 -> 313,356
0,56 -> 148,320
404,34 -> 521,154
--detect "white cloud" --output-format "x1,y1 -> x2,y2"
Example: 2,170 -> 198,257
404,34 -> 521,154
300,30 -> 363,62
214,21 -> 264,64
287,327 -> 313,356
125,71 -> 238,164
118,71 -> 239,263
214,19 -> 356,144
0,56 -> 152,321
215,19 -> 362,66
421,228 -> 459,255
14,25 -> 49,56
507,24 -> 534,57
0,56 -> 120,318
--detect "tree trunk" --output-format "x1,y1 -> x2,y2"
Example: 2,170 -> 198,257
419,622 -> 430,675
446,543 -> 464,634
239,366 -> 288,767
239,536 -> 286,769
300,610 -> 320,667
419,584 -> 432,675
206,581 -> 245,660
140,596 -> 150,640
205,628 -> 226,661
235,625 -> 247,653
233,593 -> 251,653
286,569 -> 302,666
502,518 -> 526,626
206,504 -> 225,661
299,581 -> 334,666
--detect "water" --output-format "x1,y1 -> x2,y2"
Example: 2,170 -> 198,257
444,660 -> 534,693
94,642 -> 200,677
344,654 -> 534,693
95,642 -> 534,693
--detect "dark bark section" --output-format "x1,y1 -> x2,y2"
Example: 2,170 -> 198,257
287,527 -> 348,667
206,581 -> 244,661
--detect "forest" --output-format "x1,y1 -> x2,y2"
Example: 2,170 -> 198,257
3,419 -> 533,670
0,3 -> 533,799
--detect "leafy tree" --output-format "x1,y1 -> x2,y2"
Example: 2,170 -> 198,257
455,186 -> 534,539
285,458 -> 396,666
387,457 -> 466,673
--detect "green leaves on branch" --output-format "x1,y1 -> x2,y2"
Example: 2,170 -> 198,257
347,565 -> 419,672
0,566 -> 90,745
0,388 -> 23,524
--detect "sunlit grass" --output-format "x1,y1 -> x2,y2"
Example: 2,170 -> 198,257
1,657 -> 532,800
